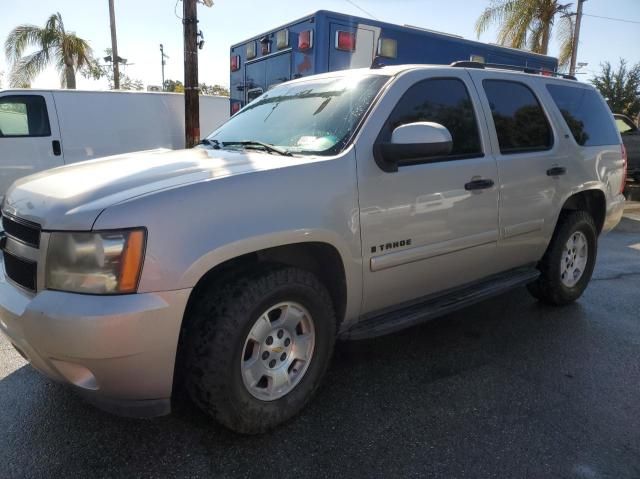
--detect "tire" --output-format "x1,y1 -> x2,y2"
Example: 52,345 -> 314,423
527,210 -> 597,305
185,266 -> 336,434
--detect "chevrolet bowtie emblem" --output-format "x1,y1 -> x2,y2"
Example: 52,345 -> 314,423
271,346 -> 284,353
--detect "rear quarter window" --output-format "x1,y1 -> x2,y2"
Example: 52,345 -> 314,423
546,84 -> 619,146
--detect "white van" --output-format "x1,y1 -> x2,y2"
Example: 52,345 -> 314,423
0,89 -> 229,196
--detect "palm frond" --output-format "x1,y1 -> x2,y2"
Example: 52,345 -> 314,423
498,1 -> 538,49
476,0 -> 514,38
475,0 -> 567,55
45,12 -> 65,35
4,24 -> 46,62
9,49 -> 50,87
556,13 -> 575,67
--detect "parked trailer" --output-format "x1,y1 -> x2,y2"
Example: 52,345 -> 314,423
230,10 -> 559,112
0,90 -> 229,196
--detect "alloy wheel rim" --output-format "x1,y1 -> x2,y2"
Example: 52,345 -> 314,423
241,302 -> 315,401
560,231 -> 588,288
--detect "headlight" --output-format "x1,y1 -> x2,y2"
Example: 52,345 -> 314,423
46,229 -> 146,294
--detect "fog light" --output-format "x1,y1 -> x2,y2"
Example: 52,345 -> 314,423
51,359 -> 98,391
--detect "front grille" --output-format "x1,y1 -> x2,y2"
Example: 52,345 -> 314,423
2,214 -> 40,248
3,250 -> 37,291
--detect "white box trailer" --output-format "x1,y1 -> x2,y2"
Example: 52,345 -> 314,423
0,89 -> 229,196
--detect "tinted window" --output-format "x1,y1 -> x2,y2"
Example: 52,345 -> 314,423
0,95 -> 50,137
547,84 -> 619,146
384,78 -> 482,157
483,80 -> 552,154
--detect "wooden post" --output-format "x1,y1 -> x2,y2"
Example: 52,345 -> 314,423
183,0 -> 200,148
108,0 -> 120,89
569,0 -> 586,76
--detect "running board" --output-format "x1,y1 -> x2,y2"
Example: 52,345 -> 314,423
342,267 -> 540,340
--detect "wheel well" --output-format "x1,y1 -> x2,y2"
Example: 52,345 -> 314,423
561,190 -> 606,234
172,242 -> 347,393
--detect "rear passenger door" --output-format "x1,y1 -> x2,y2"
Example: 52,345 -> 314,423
469,71 -> 563,269
356,69 -> 501,314
0,92 -> 63,197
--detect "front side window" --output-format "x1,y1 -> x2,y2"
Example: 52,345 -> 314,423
0,95 -> 50,137
547,84 -> 619,146
483,80 -> 552,154
382,78 -> 483,158
209,74 -> 389,156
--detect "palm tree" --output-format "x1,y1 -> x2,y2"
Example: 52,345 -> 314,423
475,0 -> 575,67
5,12 -> 93,89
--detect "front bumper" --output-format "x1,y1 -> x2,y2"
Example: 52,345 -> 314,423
0,264 -> 191,417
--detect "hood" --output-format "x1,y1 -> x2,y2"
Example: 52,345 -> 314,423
2,147 -> 305,230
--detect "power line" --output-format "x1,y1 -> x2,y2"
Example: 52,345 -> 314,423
344,0 -> 379,20
583,13 -> 640,24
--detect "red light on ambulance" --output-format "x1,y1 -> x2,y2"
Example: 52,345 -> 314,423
336,31 -> 356,51
230,55 -> 240,72
298,30 -> 313,51
231,102 -> 241,115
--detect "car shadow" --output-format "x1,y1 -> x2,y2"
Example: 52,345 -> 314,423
5,286 -> 631,478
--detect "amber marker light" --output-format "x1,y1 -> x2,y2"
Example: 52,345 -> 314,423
119,229 -> 146,293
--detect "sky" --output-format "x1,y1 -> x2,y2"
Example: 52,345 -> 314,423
1,0 -> 639,90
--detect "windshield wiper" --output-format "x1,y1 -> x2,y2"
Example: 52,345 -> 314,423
200,138 -> 220,149
221,141 -> 292,156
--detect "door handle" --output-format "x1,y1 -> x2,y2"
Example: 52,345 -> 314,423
52,140 -> 62,156
464,178 -> 494,191
546,166 -> 566,176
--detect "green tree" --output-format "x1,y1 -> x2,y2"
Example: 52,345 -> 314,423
4,12 -> 94,89
199,83 -> 230,96
590,60 -> 640,120
475,0 -> 575,67
163,79 -> 184,93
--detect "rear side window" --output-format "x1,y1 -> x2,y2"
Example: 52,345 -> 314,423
0,95 -> 51,137
384,78 -> 483,158
483,80 -> 552,154
547,84 -> 620,146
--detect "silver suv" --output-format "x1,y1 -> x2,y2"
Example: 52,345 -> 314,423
0,64 -> 626,433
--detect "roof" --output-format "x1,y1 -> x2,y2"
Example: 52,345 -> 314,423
283,63 -> 587,88
0,88 -> 228,99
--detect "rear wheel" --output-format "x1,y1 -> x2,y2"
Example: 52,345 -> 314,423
185,266 -> 336,434
527,211 -> 597,305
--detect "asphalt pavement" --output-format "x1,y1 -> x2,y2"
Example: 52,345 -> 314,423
1,210 -> 640,478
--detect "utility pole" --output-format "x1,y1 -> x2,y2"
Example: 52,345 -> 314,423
569,0 -> 586,76
108,0 -> 120,89
183,0 -> 199,147
160,44 -> 167,91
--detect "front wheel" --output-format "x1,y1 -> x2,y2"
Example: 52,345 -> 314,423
527,211 -> 597,305
185,267 -> 336,434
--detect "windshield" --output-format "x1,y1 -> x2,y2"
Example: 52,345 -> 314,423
207,74 -> 389,155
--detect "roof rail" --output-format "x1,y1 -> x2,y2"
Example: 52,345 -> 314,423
450,61 -> 485,69
452,60 -> 576,80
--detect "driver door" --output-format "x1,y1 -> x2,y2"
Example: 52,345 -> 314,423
355,69 -> 501,314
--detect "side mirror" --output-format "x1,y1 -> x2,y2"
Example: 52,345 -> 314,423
376,122 -> 453,171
